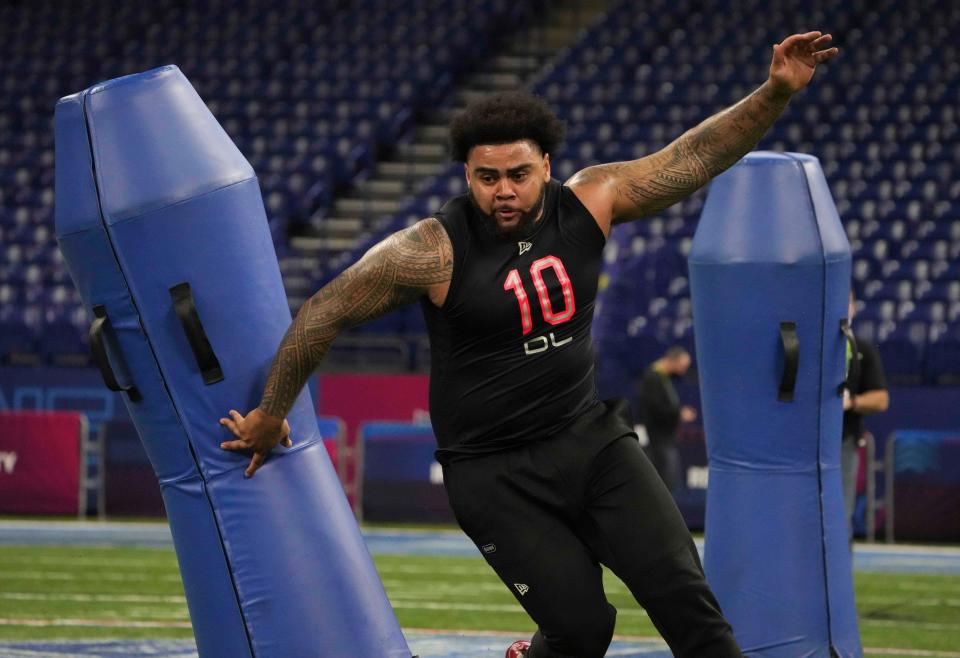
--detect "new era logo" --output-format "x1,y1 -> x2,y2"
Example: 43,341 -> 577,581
514,583 -> 530,596
518,241 -> 532,255
482,543 -> 497,554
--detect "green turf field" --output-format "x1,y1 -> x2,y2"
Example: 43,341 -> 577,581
0,546 -> 957,656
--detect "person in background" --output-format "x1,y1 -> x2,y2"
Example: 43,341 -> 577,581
843,289 -> 890,540
636,346 -> 698,494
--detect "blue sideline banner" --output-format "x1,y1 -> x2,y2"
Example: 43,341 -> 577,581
360,422 -> 455,523
891,429 -> 960,541
0,366 -> 130,430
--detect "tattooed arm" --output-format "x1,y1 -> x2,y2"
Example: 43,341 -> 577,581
568,31 -> 838,234
219,218 -> 453,476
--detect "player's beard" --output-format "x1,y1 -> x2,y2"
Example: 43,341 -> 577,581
469,183 -> 546,242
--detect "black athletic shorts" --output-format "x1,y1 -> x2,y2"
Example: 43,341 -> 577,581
441,399 -> 742,658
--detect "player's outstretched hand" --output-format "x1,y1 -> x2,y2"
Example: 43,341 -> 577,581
219,407 -> 293,478
769,31 -> 838,95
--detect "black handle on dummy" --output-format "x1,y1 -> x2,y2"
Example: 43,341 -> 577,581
170,282 -> 224,385
778,321 -> 799,402
89,305 -> 141,401
839,318 -> 860,397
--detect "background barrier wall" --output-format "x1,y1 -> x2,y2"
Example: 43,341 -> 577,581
359,421 -> 453,524
887,429 -> 960,542
0,411 -> 86,515
316,373 -> 430,511
3,366 -> 959,535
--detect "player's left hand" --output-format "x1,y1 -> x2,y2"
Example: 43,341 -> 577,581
219,407 -> 293,478
768,31 -> 838,95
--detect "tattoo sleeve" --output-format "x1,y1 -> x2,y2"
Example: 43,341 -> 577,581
576,81 -> 791,222
257,218 -> 453,418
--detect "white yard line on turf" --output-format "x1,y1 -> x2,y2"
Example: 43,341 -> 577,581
0,593 -> 185,604
0,556 -> 177,568
0,619 -> 191,628
860,619 -> 959,631
0,571 -> 182,582
863,650 -> 960,657
855,544 -> 960,556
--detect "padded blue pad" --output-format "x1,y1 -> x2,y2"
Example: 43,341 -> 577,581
689,152 -> 861,657
55,66 -> 411,657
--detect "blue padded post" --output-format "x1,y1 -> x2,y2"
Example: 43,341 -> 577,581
55,66 -> 412,658
689,152 -> 861,657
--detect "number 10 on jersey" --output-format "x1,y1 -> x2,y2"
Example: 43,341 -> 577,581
503,255 -> 576,335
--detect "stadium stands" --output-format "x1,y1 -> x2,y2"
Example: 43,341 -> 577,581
0,0 -> 541,365
0,0 -> 957,385
367,0 -> 960,387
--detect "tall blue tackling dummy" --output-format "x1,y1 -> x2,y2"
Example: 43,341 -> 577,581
54,66 -> 413,657
689,152 -> 862,657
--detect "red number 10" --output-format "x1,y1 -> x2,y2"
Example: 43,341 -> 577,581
503,255 -> 576,335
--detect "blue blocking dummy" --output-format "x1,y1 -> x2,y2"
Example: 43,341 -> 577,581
55,66 -> 413,658
689,152 -> 862,657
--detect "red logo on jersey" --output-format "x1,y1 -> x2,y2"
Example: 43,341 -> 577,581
503,255 -> 576,336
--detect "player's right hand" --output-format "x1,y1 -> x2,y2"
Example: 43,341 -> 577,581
219,407 -> 293,478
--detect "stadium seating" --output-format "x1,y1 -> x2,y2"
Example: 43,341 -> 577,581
361,0 -> 959,385
0,0 -> 539,365
0,0 -> 957,384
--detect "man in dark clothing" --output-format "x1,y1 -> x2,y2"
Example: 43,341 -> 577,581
218,31 -> 837,658
842,291 -> 889,539
637,346 -> 697,494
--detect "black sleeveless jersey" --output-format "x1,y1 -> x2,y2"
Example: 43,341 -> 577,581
422,179 -> 607,459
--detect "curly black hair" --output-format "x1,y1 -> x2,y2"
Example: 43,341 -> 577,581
448,91 -> 566,162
